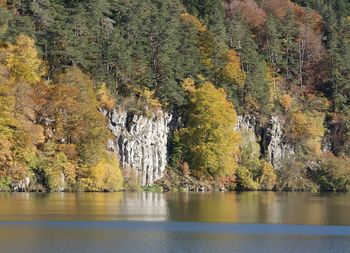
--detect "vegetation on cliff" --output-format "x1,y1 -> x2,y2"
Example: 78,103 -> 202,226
0,35 -> 123,191
0,0 -> 350,192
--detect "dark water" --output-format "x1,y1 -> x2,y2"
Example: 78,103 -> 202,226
0,192 -> 350,253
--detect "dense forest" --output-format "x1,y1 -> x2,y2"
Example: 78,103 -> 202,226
0,0 -> 350,192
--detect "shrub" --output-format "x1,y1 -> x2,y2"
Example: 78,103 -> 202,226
143,185 -> 163,193
123,168 -> 141,192
0,176 -> 11,191
259,162 -> 277,190
311,155 -> 350,191
236,166 -> 259,191
277,159 -> 319,192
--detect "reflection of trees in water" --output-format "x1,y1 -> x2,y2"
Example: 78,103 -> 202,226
165,192 -> 350,225
317,192 -> 350,225
165,192 -> 279,223
257,192 -> 326,225
227,192 -> 330,225
1,192 -> 350,225
166,193 -> 238,222
236,192 -> 341,225
0,192 -> 169,221
0,193 -> 125,221
165,192 -> 281,223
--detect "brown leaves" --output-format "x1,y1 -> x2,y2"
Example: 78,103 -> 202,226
0,0 -> 7,8
226,0 -> 267,29
22,122 -> 45,146
261,0 -> 322,32
56,144 -> 77,160
280,94 -> 293,111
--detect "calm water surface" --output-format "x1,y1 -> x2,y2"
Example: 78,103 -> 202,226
0,192 -> 349,253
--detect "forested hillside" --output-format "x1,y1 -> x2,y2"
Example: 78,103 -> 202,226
0,0 -> 350,192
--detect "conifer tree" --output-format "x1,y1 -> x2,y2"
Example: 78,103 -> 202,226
182,0 -> 227,41
227,18 -> 272,117
280,9 -> 299,87
264,14 -> 283,71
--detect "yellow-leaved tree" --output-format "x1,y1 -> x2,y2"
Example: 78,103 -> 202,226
0,35 -> 44,190
96,83 -> 116,111
180,13 -> 207,33
222,49 -> 246,86
6,34 -> 45,84
286,111 -> 325,156
181,80 -> 241,177
0,64 -> 18,183
54,68 -> 124,191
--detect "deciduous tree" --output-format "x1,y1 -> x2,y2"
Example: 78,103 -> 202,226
181,81 -> 241,177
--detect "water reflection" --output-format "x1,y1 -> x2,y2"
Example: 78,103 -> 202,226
117,192 -> 168,221
0,192 -> 349,225
166,192 -> 350,225
0,192 -> 168,221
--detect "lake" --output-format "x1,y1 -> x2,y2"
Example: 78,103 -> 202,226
0,192 -> 350,253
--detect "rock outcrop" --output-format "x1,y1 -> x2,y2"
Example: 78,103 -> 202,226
11,177 -> 30,192
105,108 -> 172,186
264,116 -> 294,169
237,115 -> 295,170
236,115 -> 257,143
106,109 -> 295,188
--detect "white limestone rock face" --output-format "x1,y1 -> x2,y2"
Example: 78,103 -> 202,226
11,176 -> 30,192
265,116 -> 294,169
236,115 -> 257,143
106,108 -> 172,186
236,115 -> 295,170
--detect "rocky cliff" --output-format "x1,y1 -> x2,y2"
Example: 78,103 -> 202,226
105,108 -> 296,188
105,108 -> 172,186
264,116 -> 295,169
237,115 -> 294,169
236,115 -> 257,143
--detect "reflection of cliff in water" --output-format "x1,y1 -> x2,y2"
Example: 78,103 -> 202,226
117,192 -> 168,221
1,192 -> 350,225
0,192 -> 168,221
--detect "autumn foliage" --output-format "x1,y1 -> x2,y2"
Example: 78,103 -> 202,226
181,13 -> 208,33
226,0 -> 267,29
6,35 -> 45,84
0,35 -> 123,192
261,0 -> 322,30
181,81 -> 241,177
222,49 -> 246,86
